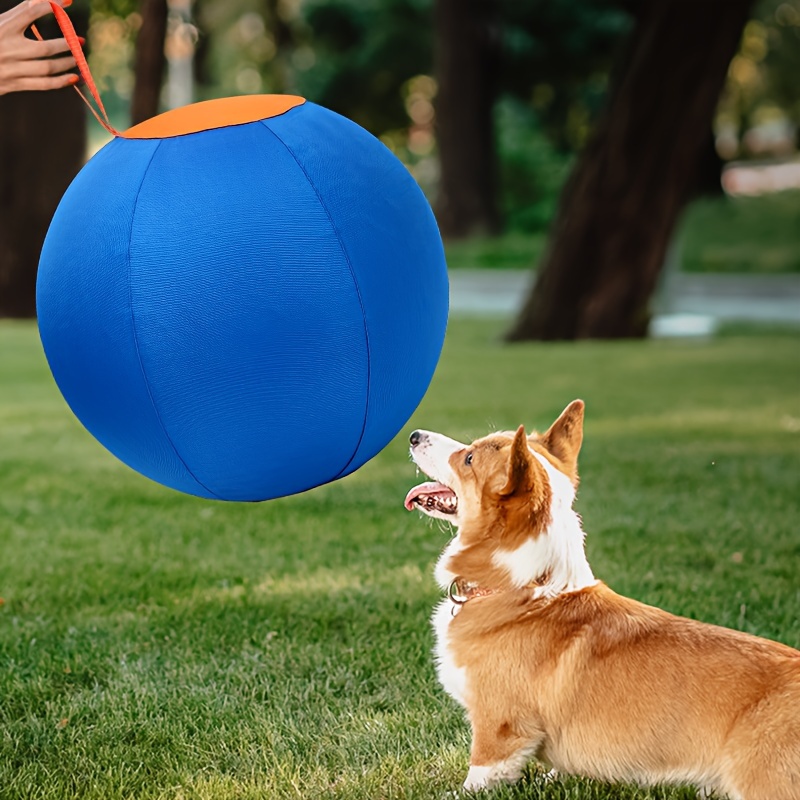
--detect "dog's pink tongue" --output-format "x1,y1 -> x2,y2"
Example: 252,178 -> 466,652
404,481 -> 450,511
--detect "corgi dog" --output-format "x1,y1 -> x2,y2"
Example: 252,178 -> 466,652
405,400 -> 800,799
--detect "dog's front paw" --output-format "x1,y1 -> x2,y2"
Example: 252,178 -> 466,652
463,765 -> 495,792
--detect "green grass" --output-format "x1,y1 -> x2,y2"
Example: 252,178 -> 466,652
679,189 -> 800,274
1,319 -> 799,799
445,189 -> 800,274
445,232 -> 547,271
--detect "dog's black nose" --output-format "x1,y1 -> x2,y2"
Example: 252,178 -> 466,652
409,430 -> 423,446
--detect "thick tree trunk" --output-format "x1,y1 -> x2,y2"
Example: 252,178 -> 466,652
434,0 -> 501,238
130,0 -> 168,125
0,4 -> 86,318
506,0 -> 753,341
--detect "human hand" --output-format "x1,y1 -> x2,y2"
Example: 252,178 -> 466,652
0,0 -> 80,96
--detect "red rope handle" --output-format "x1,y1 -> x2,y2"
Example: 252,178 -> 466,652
30,2 -> 119,137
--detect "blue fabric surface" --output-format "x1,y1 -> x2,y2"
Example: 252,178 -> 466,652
37,100 -> 448,501
264,103 -> 449,478
37,137 -> 215,498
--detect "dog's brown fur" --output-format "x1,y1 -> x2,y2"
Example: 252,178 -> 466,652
407,401 -> 800,798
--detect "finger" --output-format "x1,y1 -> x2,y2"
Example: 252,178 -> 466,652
5,0 -> 73,34
20,34 -> 83,59
0,70 -> 78,97
17,54 -> 77,76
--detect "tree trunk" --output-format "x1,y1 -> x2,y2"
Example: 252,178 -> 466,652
131,0 -> 168,125
506,0 -> 753,341
0,4 -> 86,319
434,0 -> 501,239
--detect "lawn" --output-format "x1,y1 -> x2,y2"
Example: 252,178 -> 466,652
1,319 -> 799,800
445,189 -> 800,274
679,189 -> 800,274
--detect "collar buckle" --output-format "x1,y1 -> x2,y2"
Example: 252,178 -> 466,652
448,579 -> 469,606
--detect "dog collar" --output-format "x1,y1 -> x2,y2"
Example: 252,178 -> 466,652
447,572 -> 553,609
448,578 -> 501,606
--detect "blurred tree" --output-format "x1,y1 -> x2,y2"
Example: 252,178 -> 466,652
764,0 -> 800,146
130,0 -> 167,124
0,0 -> 87,318
495,99 -> 572,232
194,0 -> 302,98
507,0 -> 754,341
86,0 -> 139,127
493,1 -> 631,234
92,0 -> 137,15
499,0 -> 630,153
262,0 -> 294,94
298,0 -> 433,133
434,0 -> 501,238
430,0 -> 630,237
716,0 -> 800,156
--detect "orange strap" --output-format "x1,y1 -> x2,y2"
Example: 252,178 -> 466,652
30,2 -> 119,137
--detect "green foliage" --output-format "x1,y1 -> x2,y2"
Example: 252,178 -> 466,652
192,0 -> 433,136
298,0 -> 433,134
760,0 -> 800,127
495,98 -> 573,232
499,0 -> 631,151
88,0 -> 136,19
717,0 -> 800,155
194,0 -> 294,98
679,189 -> 800,273
1,319 -> 799,799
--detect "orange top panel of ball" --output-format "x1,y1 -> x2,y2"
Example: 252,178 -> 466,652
122,95 -> 306,140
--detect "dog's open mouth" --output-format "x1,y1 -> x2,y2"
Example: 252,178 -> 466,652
404,481 -> 458,515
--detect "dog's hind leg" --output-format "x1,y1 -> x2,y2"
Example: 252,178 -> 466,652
463,718 -> 544,791
719,683 -> 800,800
722,759 -> 800,800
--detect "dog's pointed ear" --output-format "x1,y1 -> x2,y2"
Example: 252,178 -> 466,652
500,425 -> 534,497
538,400 -> 584,484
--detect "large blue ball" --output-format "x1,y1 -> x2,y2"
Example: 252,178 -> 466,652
37,97 -> 448,501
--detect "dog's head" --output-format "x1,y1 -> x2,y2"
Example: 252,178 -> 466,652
405,400 -> 589,591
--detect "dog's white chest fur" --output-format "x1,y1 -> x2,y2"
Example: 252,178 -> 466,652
432,599 -> 468,706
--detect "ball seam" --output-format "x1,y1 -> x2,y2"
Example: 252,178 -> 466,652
125,139 -> 223,500
259,116 -> 372,481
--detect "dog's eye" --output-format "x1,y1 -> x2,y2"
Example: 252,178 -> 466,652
464,452 -> 473,466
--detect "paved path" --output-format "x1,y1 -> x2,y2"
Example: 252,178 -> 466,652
448,270 -> 800,335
